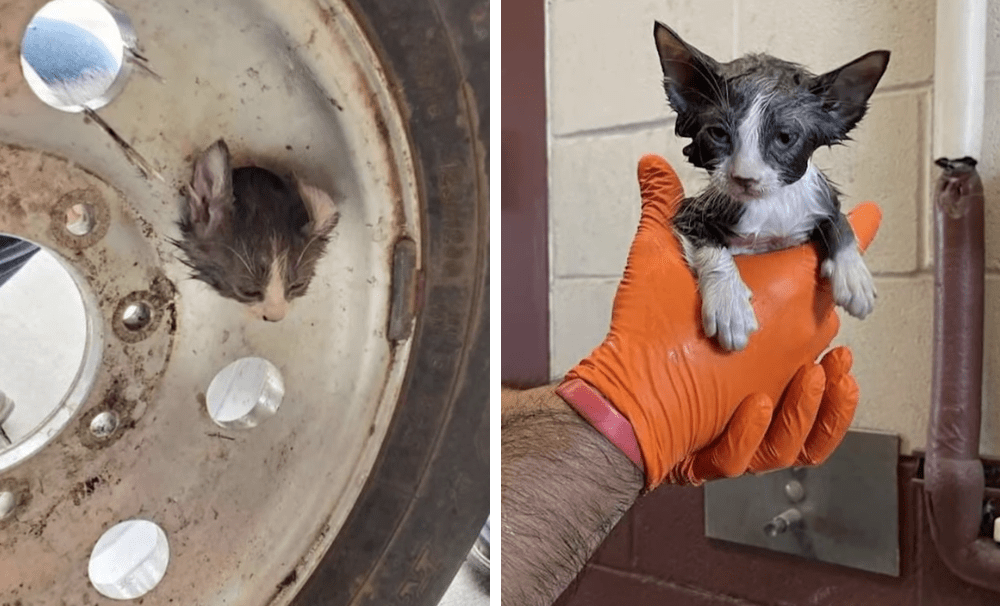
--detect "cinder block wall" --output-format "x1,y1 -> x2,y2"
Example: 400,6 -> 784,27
547,0 -> 1000,456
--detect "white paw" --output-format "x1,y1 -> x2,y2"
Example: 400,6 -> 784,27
701,272 -> 758,351
821,247 -> 876,319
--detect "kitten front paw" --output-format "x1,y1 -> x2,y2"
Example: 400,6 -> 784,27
821,247 -> 876,319
701,273 -> 758,351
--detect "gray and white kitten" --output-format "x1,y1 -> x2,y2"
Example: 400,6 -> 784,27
175,139 -> 339,322
654,22 -> 890,351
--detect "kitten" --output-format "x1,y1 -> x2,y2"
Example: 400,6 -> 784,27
653,22 -> 890,351
174,139 -> 339,322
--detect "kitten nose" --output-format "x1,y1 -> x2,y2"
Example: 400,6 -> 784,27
731,174 -> 758,189
263,308 -> 286,322
262,300 -> 287,322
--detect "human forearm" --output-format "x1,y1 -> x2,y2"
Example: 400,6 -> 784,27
501,384 -> 643,606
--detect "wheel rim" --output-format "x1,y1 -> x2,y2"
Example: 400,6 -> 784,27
0,0 -> 421,603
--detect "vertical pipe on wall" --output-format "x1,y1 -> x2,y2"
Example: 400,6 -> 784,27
932,0 -> 986,160
924,0 -> 1000,594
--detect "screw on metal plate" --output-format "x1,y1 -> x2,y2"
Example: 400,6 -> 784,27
764,508 -> 803,537
784,479 -> 806,503
0,391 -> 13,447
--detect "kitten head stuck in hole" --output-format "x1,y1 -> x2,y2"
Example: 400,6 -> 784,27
175,139 -> 339,322
653,21 -> 889,203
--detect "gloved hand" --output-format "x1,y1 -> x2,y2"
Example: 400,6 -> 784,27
563,154 -> 882,490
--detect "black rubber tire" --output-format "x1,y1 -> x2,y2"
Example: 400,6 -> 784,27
291,1 -> 489,605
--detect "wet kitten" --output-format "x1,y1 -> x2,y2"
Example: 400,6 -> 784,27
174,139 -> 339,322
654,22 -> 890,351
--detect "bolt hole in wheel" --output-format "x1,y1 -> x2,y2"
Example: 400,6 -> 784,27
206,357 -> 284,429
0,490 -> 15,520
0,235 -> 102,470
65,202 -> 96,235
120,300 -> 151,330
89,410 -> 118,438
88,519 -> 170,600
20,0 -> 134,112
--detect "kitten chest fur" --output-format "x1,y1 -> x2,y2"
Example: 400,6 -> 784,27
728,163 -> 833,254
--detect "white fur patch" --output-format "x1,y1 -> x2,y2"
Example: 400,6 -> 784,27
729,163 -> 832,254
297,181 -> 338,232
713,94 -> 782,201
821,245 -> 876,319
251,254 -> 289,322
732,96 -> 772,180
683,238 -> 758,351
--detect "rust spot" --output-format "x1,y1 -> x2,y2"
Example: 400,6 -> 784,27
276,569 -> 298,591
4,193 -> 25,222
69,476 -> 105,506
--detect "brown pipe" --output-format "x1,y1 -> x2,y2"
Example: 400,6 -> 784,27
924,156 -> 1000,591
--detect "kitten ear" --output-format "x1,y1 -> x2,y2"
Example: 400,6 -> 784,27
653,21 -> 722,137
296,179 -> 340,236
188,139 -> 234,237
810,50 -> 891,131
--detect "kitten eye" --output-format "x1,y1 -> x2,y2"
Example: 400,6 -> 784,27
235,287 -> 263,300
705,126 -> 729,144
287,281 -> 309,295
776,131 -> 798,147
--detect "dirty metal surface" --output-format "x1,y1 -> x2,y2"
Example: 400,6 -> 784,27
704,429 -> 901,576
0,0 -> 421,604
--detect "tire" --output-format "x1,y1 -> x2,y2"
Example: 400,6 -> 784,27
291,1 -> 490,604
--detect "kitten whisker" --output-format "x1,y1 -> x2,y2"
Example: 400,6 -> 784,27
222,243 -> 254,277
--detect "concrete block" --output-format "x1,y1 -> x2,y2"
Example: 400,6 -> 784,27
977,78 -> 1000,271
813,89 -> 927,274
737,0 -> 935,89
550,277 -> 619,379
549,124 -> 709,278
547,0 -> 734,135
989,0 -> 1000,77
833,276 -> 933,455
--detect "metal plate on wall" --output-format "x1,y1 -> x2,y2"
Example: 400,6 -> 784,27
704,429 -> 900,576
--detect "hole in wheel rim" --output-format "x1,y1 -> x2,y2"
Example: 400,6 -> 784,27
20,0 -> 136,112
121,300 -> 152,330
90,410 -> 118,438
88,519 -> 169,599
0,491 -> 15,520
206,357 -> 284,429
65,202 -> 96,235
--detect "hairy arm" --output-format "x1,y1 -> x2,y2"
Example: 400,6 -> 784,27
501,384 -> 643,606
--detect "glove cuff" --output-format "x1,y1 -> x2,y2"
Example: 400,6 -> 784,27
556,378 -> 646,475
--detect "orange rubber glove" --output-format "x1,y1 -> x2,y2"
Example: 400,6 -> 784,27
563,154 -> 882,490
